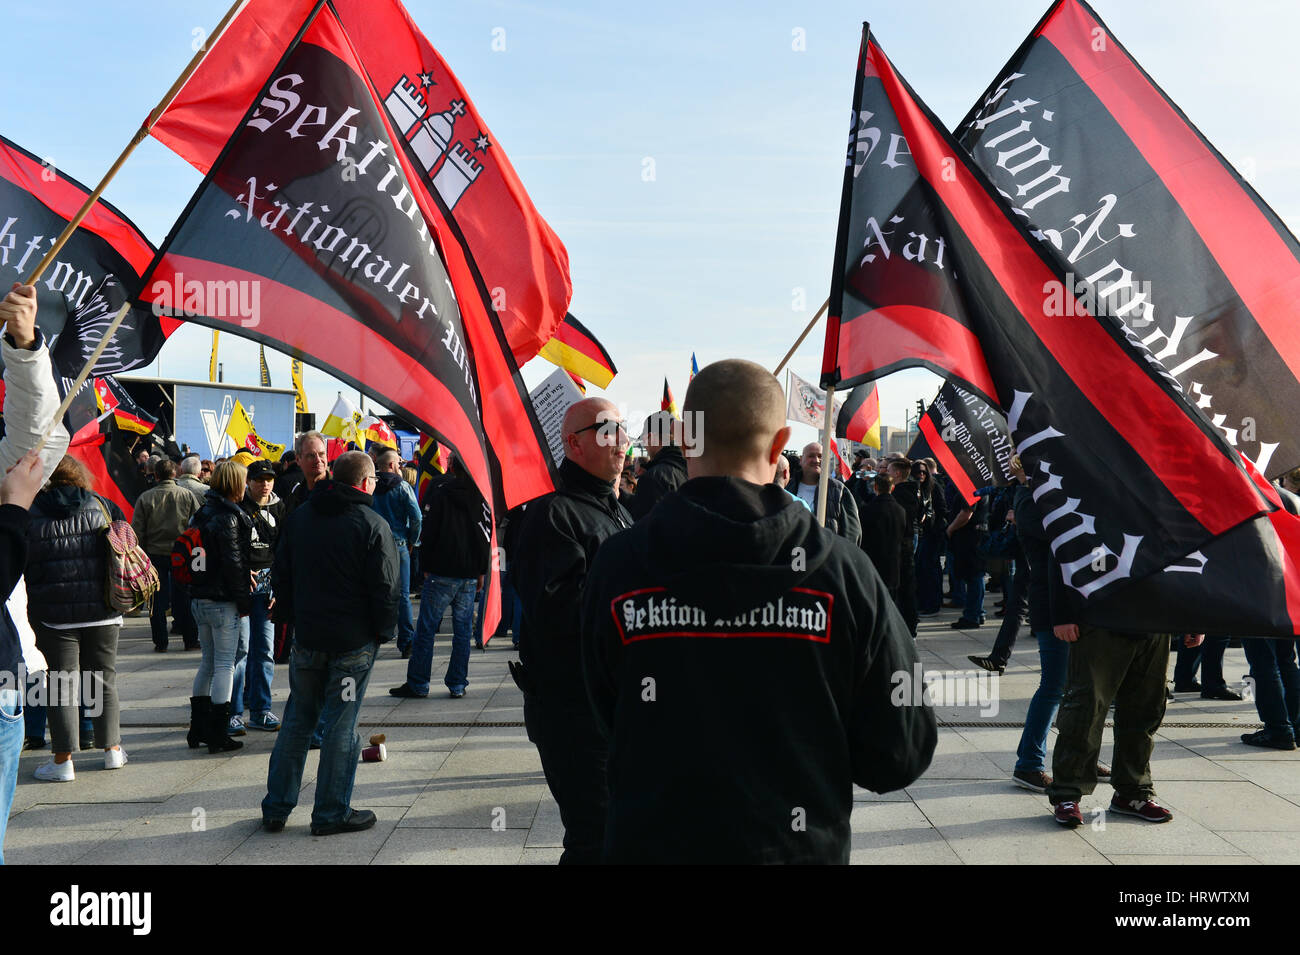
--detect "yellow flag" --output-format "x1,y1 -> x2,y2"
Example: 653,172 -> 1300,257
291,359 -> 308,413
208,330 -> 220,382
224,399 -> 284,462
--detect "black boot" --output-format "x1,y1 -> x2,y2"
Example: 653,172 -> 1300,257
187,696 -> 210,749
207,700 -> 243,754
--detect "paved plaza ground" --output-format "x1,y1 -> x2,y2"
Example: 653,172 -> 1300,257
7,602 -> 1297,865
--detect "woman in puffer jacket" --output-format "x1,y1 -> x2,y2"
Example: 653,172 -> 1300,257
187,460 -> 253,754
25,455 -> 127,782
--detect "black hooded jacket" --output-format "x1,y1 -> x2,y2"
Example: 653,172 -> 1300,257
627,445 -> 688,521
581,477 -> 937,864
419,470 -> 491,579
272,480 -> 399,652
514,457 -> 632,700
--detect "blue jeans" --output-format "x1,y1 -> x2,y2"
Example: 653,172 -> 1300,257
233,593 -> 275,716
394,545 -> 415,651
262,642 -> 377,827
961,571 -> 985,623
492,570 -> 524,645
1015,630 -> 1070,772
0,687 -> 22,865
192,599 -> 241,704
1243,637 -> 1300,739
407,575 -> 475,695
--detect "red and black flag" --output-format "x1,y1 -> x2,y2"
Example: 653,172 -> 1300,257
907,383 -> 1013,507
139,0 -> 560,634
835,382 -> 880,450
67,416 -> 148,521
0,134 -> 177,385
821,26 -> 1289,630
954,0 -> 1300,478
537,313 -> 616,389
149,0 -> 571,367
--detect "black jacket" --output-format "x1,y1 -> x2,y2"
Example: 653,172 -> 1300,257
0,504 -> 30,678
581,477 -> 936,864
513,457 -> 632,700
240,490 -> 285,571
628,445 -> 688,521
859,492 -> 908,591
272,480 -> 398,652
190,491 -> 254,615
892,479 -> 921,535
419,470 -> 491,579
26,486 -> 123,624
273,464 -> 303,501
1013,484 -> 1051,632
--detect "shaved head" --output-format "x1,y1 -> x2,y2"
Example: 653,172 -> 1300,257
683,359 -> 790,483
562,397 -> 628,482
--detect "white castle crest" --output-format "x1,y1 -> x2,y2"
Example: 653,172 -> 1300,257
383,75 -> 487,211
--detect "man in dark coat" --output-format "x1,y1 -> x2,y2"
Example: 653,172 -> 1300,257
581,360 -> 935,863
513,397 -> 632,864
860,473 -> 907,606
627,411 -> 688,521
262,451 -> 398,836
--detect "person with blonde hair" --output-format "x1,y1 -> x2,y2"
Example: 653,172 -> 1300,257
187,460 -> 254,754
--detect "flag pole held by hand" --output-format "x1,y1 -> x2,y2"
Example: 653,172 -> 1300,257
20,0 -> 246,287
20,0 -> 246,454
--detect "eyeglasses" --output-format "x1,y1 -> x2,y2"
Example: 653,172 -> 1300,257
572,420 -> 629,439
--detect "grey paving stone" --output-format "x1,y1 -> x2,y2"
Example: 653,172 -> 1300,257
1078,811 -> 1247,857
77,810 -> 262,865
399,773 -> 546,829
1217,830 -> 1300,863
299,750 -> 447,807
1222,758 -> 1300,795
520,847 -> 564,865
851,829 -> 961,865
220,806 -> 406,864
3,826 -> 114,864
1110,855 -> 1260,865
8,800 -> 156,831
1155,781 -> 1300,831
525,795 -> 564,848
372,826 -> 528,864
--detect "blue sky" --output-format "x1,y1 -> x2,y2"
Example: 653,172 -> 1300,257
3,0 -> 1297,450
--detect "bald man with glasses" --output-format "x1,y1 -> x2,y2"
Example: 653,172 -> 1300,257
512,397 -> 632,864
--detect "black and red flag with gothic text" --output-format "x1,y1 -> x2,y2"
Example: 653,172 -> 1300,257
138,1 -> 555,633
907,383 -> 1013,507
819,25 -> 1300,633
954,0 -> 1300,479
0,134 -> 177,385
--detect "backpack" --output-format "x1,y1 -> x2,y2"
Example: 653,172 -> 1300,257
170,525 -> 205,586
94,500 -> 160,613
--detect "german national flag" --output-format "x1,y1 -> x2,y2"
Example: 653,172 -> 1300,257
835,382 -> 880,450
538,313 -> 617,389
661,378 -> 678,417
94,376 -> 158,435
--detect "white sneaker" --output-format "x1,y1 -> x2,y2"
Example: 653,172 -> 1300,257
34,758 -> 74,782
104,746 -> 127,770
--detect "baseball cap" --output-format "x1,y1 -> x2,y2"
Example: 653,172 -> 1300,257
247,460 -> 276,480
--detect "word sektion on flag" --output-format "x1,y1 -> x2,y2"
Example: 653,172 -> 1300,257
225,398 -> 284,461
536,313 -> 616,389
820,25 -> 1290,632
955,0 -> 1300,478
0,134 -> 175,386
907,383 -> 1012,506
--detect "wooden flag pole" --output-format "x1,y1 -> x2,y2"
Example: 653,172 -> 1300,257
772,297 -> 830,377
21,0 -> 246,455
815,382 -> 836,528
21,0 -> 246,286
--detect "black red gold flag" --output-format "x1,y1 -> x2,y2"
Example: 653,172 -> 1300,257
835,382 -> 880,450
538,313 -> 616,388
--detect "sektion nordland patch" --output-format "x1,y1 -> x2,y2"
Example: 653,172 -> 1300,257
610,587 -> 833,645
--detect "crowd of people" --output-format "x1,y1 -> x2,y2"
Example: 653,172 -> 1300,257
1,277 -> 1298,862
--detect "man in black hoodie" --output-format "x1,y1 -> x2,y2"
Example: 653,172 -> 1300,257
627,411 -> 688,521
390,455 -> 489,699
513,397 -> 631,864
581,359 -> 936,864
263,451 -> 398,836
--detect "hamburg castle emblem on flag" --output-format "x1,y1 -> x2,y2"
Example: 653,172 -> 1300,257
384,76 -> 489,210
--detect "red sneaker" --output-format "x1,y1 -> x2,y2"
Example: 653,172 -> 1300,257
1110,796 -> 1173,823
1053,801 -> 1083,828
